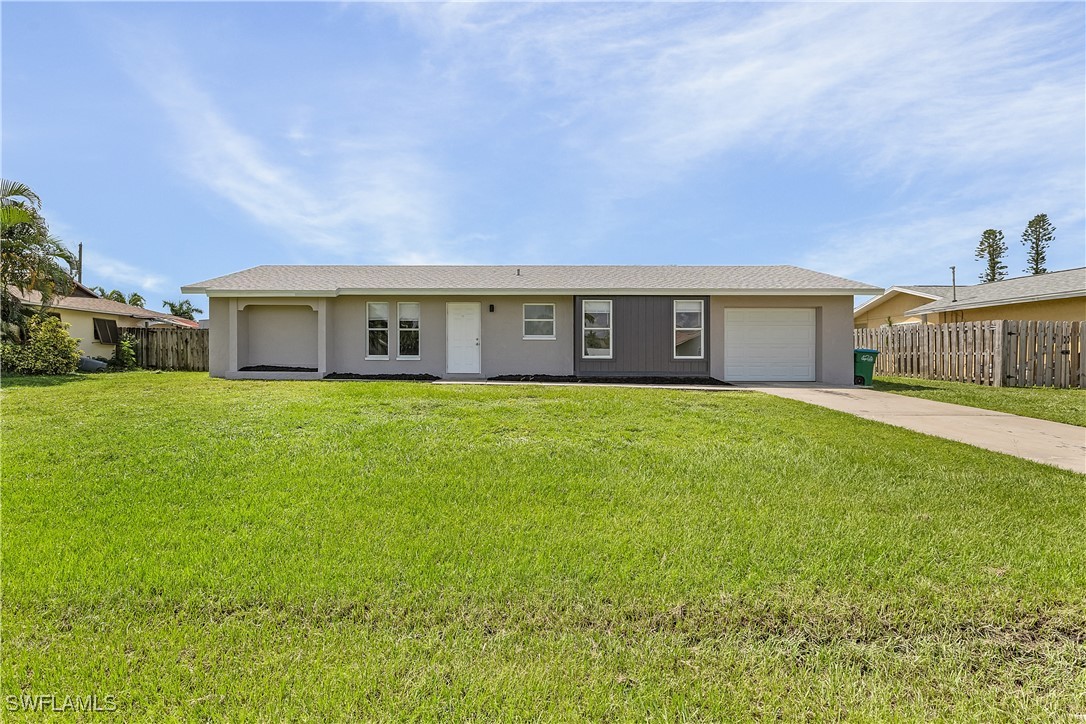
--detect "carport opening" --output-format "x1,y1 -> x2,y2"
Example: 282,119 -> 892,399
237,305 -> 318,372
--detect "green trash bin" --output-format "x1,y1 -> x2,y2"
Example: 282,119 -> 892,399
854,348 -> 878,387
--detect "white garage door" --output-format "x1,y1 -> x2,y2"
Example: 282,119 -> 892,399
723,308 -> 816,382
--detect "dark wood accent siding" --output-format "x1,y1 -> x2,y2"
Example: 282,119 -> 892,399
573,296 -> 710,376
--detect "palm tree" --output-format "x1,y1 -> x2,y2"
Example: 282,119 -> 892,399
91,286 -> 148,309
162,299 -> 203,320
0,180 -> 41,228
1,180 -> 76,339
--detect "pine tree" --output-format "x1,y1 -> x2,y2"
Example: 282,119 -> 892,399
974,229 -> 1008,283
1020,213 -> 1054,275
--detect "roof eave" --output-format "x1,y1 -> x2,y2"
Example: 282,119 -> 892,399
28,298 -> 173,322
186,286 -> 882,297
35,300 -> 144,318
904,289 -> 1085,316
853,287 -> 943,317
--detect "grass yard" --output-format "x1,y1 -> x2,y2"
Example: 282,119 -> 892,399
874,375 -> 1086,427
3,372 -> 1085,720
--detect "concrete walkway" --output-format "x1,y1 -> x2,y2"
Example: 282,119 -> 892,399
743,384 -> 1086,474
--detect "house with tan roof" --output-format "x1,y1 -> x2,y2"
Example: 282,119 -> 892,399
17,281 -> 199,358
182,264 -> 881,383
853,285 -> 955,329
855,268 -> 1086,329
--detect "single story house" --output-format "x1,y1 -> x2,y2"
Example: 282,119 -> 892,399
853,285 -> 954,329
17,282 -> 199,358
181,265 -> 881,384
854,268 -> 1085,329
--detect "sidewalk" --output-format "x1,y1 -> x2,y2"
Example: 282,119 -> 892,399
742,384 -> 1086,474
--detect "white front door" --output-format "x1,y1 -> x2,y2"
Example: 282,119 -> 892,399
723,308 -> 817,381
446,302 -> 481,374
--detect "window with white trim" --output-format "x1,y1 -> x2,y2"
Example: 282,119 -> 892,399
582,300 -> 612,358
397,302 -> 420,358
366,302 -> 389,358
674,300 -> 704,359
523,303 -> 555,339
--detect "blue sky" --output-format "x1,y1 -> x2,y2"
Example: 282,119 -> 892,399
3,2 -> 1083,313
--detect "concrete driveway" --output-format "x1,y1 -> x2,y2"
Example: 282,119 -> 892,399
743,384 -> 1086,474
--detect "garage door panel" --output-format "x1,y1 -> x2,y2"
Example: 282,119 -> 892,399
728,365 -> 814,380
738,327 -> 814,344
723,308 -> 816,382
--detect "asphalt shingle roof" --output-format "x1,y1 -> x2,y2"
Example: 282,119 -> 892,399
181,265 -> 881,295
892,285 -> 955,299
16,290 -> 200,327
905,268 -> 1086,315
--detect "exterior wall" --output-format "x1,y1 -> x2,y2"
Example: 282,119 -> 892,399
207,295 -> 573,379
932,296 -> 1086,324
205,293 -> 856,383
853,292 -> 934,329
710,295 -> 855,385
209,297 -> 230,377
241,305 -> 318,369
480,296 -> 574,377
328,295 -> 573,377
51,308 -> 151,357
573,296 -> 710,377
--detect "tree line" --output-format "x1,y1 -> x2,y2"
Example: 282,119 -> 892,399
91,286 -> 203,320
974,213 -> 1056,284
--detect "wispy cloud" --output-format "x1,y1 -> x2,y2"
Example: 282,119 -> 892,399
387,3 -> 1084,277
803,180 -> 1086,287
114,37 -> 462,264
96,4 -> 1082,281
45,215 -> 171,293
86,252 -> 169,293
392,3 -> 1082,183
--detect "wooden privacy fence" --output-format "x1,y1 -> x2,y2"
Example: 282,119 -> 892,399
122,327 -> 209,372
854,320 -> 1085,389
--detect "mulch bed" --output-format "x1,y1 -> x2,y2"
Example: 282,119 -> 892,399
239,365 -> 318,372
488,374 -> 731,386
324,373 -> 441,381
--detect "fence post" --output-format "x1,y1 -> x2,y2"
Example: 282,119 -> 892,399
1071,321 -> 1083,389
992,320 -> 1005,387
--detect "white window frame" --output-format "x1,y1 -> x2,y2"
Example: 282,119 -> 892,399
365,301 -> 390,360
397,302 -> 421,360
522,303 -> 556,340
673,299 -> 705,360
582,299 -> 613,360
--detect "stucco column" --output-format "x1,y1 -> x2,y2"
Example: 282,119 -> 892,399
228,298 -> 239,374
316,298 -> 328,376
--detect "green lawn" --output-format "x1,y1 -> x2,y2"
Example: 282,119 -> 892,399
3,373 -> 1084,719
874,375 -> 1086,427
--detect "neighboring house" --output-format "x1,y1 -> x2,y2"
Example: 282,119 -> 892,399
853,285 -> 954,329
181,265 -> 881,384
16,284 -> 200,358
854,268 -> 1086,329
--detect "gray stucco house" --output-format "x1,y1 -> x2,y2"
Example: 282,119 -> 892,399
181,265 -> 881,384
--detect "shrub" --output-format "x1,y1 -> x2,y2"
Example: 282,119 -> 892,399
0,340 -> 22,372
0,315 -> 81,375
107,333 -> 138,371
